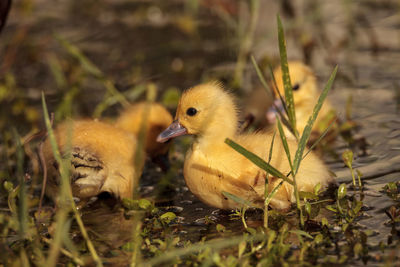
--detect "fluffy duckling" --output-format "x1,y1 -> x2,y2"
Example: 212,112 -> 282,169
268,61 -> 336,140
157,82 -> 335,211
43,102 -> 173,202
43,120 -> 138,201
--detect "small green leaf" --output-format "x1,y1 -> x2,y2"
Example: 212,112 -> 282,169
238,241 -> 246,258
314,234 -> 323,244
138,199 -> 152,210
122,198 -> 138,210
160,212 -> 176,224
342,150 -> 354,168
314,183 -> 322,195
325,206 -> 337,213
299,191 -> 318,200
338,183 -> 347,200
354,243 -> 363,256
305,202 -> 311,216
216,224 -> 226,233
3,181 -> 13,192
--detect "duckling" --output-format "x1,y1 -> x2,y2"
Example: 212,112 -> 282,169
157,82 -> 335,211
42,120 -> 138,202
43,102 -> 173,202
268,61 -> 337,140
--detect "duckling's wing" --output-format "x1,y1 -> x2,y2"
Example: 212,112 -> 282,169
70,147 -> 108,199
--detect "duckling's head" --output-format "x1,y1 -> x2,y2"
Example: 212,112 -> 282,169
157,82 -> 239,143
116,102 -> 173,158
272,61 -> 318,108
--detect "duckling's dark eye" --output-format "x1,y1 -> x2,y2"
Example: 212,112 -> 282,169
292,83 -> 300,91
186,107 -> 197,116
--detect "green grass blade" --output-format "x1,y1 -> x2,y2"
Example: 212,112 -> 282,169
267,130 -> 276,164
276,116 -> 294,173
268,64 -> 285,110
290,230 -> 313,240
302,118 -> 338,160
55,34 -> 103,79
14,130 -> 27,240
265,181 -> 284,205
225,138 -> 293,185
55,34 -> 130,116
222,191 -> 256,208
277,14 -> 297,139
143,233 -> 265,266
293,66 -> 338,175
267,64 -> 294,133
42,93 -> 103,267
250,55 -> 273,98
250,55 -> 292,131
263,130 -> 276,229
42,92 -> 71,267
130,84 -> 157,267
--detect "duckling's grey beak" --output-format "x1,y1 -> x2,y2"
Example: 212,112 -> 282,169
157,120 -> 187,143
266,99 -> 285,124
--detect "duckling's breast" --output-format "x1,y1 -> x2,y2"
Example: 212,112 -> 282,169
183,146 -> 263,209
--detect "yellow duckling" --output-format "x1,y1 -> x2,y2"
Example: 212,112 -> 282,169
43,102 -> 173,202
268,61 -> 336,140
157,82 -> 335,211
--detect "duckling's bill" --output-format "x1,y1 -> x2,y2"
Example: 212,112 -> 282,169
266,98 -> 286,125
157,120 -> 187,143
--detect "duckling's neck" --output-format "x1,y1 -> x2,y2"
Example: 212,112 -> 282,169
194,112 -> 238,152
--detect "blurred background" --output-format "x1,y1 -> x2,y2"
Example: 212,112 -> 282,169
1,0 -> 399,132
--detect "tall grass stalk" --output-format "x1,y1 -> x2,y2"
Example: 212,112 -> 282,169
277,14 -> 298,139
276,115 -> 303,227
42,238 -> 84,266
41,93 -> 103,267
232,16 -> 338,228
263,130 -> 276,229
292,66 -> 337,176
130,83 -> 157,267
250,56 -> 292,130
14,130 -> 28,240
233,0 -> 259,88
